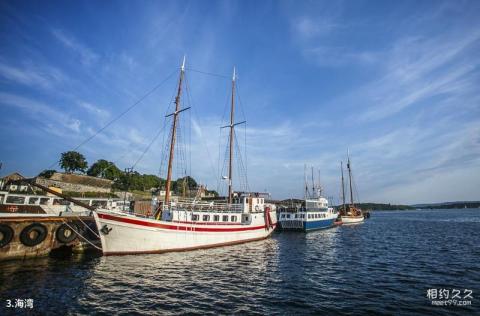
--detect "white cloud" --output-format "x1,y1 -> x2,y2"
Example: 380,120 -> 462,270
77,101 -> 110,120
294,16 -> 338,39
0,92 -> 83,135
51,28 -> 99,66
0,61 -> 67,90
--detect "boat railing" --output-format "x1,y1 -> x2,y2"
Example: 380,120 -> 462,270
166,199 -> 244,213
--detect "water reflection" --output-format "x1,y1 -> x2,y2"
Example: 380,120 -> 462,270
1,210 -> 479,315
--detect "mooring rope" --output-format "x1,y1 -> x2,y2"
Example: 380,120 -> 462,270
62,220 -> 102,251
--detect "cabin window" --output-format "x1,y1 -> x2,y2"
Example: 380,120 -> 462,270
231,215 -> 237,222
40,198 -> 50,205
6,196 -> 22,204
54,199 -> 69,206
6,196 -> 25,204
192,214 -> 199,221
286,214 -> 291,219
295,214 -> 298,218
214,215 -> 219,222
92,200 -> 107,208
28,197 -> 39,204
222,215 -> 229,222
203,215 -> 210,221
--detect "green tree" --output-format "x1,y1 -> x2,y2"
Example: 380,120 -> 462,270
38,169 -> 56,178
59,151 -> 88,174
174,176 -> 197,191
87,159 -> 122,180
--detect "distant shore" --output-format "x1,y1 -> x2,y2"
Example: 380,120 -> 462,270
334,202 -> 480,211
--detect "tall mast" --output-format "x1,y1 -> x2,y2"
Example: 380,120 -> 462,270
347,149 -> 354,207
304,164 -> 308,200
163,56 -> 187,211
220,67 -> 245,204
341,161 -> 346,210
227,67 -> 236,204
311,167 -> 315,198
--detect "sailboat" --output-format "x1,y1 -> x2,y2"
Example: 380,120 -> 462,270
338,152 -> 364,224
278,166 -> 337,231
93,58 -> 277,255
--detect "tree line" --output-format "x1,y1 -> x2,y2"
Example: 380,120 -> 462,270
38,151 -> 217,196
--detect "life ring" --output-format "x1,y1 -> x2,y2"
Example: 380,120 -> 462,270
255,205 -> 260,212
20,223 -> 47,247
56,223 -> 78,243
0,224 -> 14,248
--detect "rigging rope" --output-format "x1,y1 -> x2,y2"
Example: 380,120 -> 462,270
184,73 -> 218,184
131,124 -> 166,170
185,67 -> 230,79
48,69 -> 177,169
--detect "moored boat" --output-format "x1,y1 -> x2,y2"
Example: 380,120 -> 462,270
94,194 -> 276,255
338,152 -> 365,224
278,167 -> 337,232
93,59 -> 277,255
278,197 -> 337,231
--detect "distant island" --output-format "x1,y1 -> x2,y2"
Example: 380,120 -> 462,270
331,201 -> 480,211
411,201 -> 480,209
334,203 -> 414,211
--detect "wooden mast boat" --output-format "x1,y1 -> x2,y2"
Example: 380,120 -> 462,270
339,151 -> 364,224
93,58 -> 277,255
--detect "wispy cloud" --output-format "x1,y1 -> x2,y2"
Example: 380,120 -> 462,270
51,28 -> 99,66
294,16 -> 338,39
0,92 -> 83,135
0,61 -> 67,90
77,101 -> 110,120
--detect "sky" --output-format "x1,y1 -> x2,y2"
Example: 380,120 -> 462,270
0,0 -> 479,204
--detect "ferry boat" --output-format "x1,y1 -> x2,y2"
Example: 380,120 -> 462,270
278,167 -> 337,231
338,152 -> 364,224
93,59 -> 277,255
278,196 -> 337,231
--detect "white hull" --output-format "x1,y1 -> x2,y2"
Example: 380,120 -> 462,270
341,215 -> 364,224
93,209 -> 277,255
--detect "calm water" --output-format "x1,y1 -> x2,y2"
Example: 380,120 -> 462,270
1,209 -> 479,315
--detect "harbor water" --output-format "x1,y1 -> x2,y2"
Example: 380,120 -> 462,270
1,209 -> 479,315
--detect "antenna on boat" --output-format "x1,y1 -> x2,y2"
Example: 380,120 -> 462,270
318,169 -> 322,197
221,66 -> 245,204
159,55 -> 191,219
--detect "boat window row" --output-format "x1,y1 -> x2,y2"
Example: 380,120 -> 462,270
308,213 -> 327,219
191,214 -> 238,222
280,213 -> 306,219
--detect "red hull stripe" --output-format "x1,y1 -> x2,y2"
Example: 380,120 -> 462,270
98,213 -> 276,232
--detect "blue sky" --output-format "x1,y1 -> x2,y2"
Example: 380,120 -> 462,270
1,0 -> 479,204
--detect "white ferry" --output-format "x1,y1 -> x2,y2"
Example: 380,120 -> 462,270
278,196 -> 337,231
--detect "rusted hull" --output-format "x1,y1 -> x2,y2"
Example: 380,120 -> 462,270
0,215 -> 100,261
